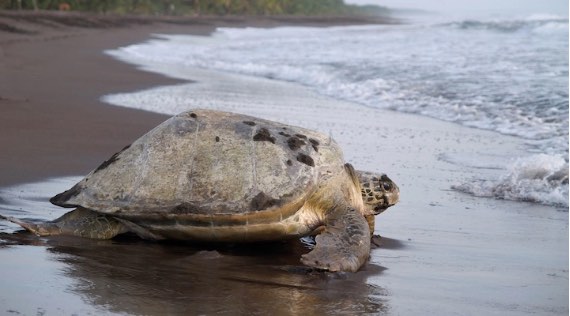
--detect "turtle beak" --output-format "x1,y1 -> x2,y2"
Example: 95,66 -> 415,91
373,206 -> 386,215
385,180 -> 400,206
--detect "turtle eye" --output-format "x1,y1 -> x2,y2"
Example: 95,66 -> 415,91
382,182 -> 392,191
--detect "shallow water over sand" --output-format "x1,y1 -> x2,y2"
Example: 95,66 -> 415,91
0,178 -> 389,315
0,236 -> 388,315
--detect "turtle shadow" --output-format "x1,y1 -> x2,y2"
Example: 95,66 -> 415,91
1,231 -> 390,315
372,236 -> 408,250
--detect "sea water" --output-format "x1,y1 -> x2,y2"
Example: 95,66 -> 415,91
104,14 -> 568,207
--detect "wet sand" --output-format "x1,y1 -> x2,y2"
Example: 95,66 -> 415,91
0,10 -> 568,316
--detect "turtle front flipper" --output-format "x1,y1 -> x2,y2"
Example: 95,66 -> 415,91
1,207 -> 128,239
300,207 -> 371,272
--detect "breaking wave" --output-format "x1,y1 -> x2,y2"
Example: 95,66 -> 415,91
453,154 -> 569,207
443,15 -> 568,33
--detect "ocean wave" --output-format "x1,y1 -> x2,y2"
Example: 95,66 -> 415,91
452,154 -> 569,207
108,22 -> 568,159
442,16 -> 568,33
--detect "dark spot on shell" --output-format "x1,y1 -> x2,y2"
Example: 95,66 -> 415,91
372,177 -> 379,182
253,128 -> 276,144
215,136 -> 220,142
287,137 -> 306,150
368,192 -> 374,197
365,189 -> 371,193
93,144 -> 130,174
49,183 -> 83,207
295,133 -> 307,139
375,195 -> 382,200
367,197 -> 374,202
251,192 -> 279,210
279,131 -> 291,137
189,112 -> 197,118
243,121 -> 256,126
171,202 -> 200,214
363,183 -> 370,188
309,138 -> 319,152
286,159 -> 293,166
296,153 -> 314,167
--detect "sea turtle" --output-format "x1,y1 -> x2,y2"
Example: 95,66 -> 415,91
3,109 -> 399,272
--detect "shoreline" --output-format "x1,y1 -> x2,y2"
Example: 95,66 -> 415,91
0,11 -> 392,187
0,11 -> 567,316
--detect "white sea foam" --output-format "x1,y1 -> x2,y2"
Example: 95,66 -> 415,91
453,154 -> 569,207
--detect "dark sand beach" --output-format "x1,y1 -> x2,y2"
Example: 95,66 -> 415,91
0,10 -> 567,316
0,11 -> 385,187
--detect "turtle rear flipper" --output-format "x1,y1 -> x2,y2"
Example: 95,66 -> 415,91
300,206 -> 371,272
1,208 -> 128,239
1,215 -> 61,236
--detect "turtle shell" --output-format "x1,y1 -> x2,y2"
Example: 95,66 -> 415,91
51,110 -> 346,222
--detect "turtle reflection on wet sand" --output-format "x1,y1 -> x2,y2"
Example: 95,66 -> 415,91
2,109 -> 399,272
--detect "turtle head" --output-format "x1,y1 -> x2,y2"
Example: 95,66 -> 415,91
357,171 -> 399,215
